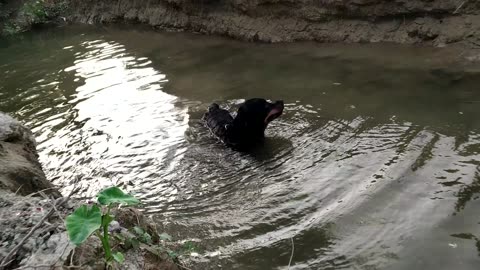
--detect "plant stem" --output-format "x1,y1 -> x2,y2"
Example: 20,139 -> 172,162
103,218 -> 113,260
96,229 -> 112,262
97,205 -> 114,263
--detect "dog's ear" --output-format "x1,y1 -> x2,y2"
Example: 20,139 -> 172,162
208,103 -> 220,112
236,105 -> 245,115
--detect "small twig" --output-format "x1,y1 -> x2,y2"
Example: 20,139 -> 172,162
0,188 -> 79,269
38,224 -> 57,236
288,237 -> 295,269
14,264 -> 83,270
63,249 -> 86,269
454,0 -> 468,14
0,260 -> 13,270
65,264 -> 83,269
14,185 -> 24,195
39,191 -> 66,225
52,202 -> 66,225
12,264 -> 53,269
135,210 -> 141,226
25,187 -> 59,198
467,39 -> 480,48
153,222 -> 160,237
69,247 -> 76,267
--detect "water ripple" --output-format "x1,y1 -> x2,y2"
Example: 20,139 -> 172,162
1,27 -> 480,270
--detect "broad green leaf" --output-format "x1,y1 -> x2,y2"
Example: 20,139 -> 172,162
97,187 -> 140,206
112,252 -> 125,264
133,226 -> 144,236
66,205 -> 102,245
159,232 -> 172,241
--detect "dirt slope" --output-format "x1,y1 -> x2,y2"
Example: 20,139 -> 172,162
66,0 -> 480,49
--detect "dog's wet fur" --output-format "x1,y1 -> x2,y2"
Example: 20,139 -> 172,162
202,98 -> 284,150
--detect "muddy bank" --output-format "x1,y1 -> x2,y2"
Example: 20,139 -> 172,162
2,0 -> 480,53
0,112 -> 59,197
66,0 -> 480,50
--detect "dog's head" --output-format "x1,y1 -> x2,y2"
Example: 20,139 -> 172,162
239,98 -> 284,125
229,98 -> 284,138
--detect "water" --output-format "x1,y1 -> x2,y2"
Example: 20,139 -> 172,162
1,25 -> 480,269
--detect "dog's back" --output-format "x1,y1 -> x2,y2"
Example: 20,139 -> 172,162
203,99 -> 284,149
202,103 -> 233,143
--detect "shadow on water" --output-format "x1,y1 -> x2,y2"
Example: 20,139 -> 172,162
1,25 -> 480,269
249,137 -> 294,162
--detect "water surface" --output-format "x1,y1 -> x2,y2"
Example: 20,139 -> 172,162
1,25 -> 480,269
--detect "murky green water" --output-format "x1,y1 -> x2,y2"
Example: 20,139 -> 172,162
1,25 -> 480,269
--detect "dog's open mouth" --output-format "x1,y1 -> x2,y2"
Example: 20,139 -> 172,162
264,101 -> 284,124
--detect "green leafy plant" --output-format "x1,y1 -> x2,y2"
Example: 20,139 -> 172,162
66,187 -> 140,266
126,227 -> 198,261
147,238 -> 199,260
181,241 -> 198,254
2,22 -> 21,36
21,0 -> 48,23
132,226 -> 153,244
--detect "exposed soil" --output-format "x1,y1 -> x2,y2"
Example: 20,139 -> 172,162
0,112 -> 60,197
65,0 -> 480,51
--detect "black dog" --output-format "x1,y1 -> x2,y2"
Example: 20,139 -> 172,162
202,98 -> 284,149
